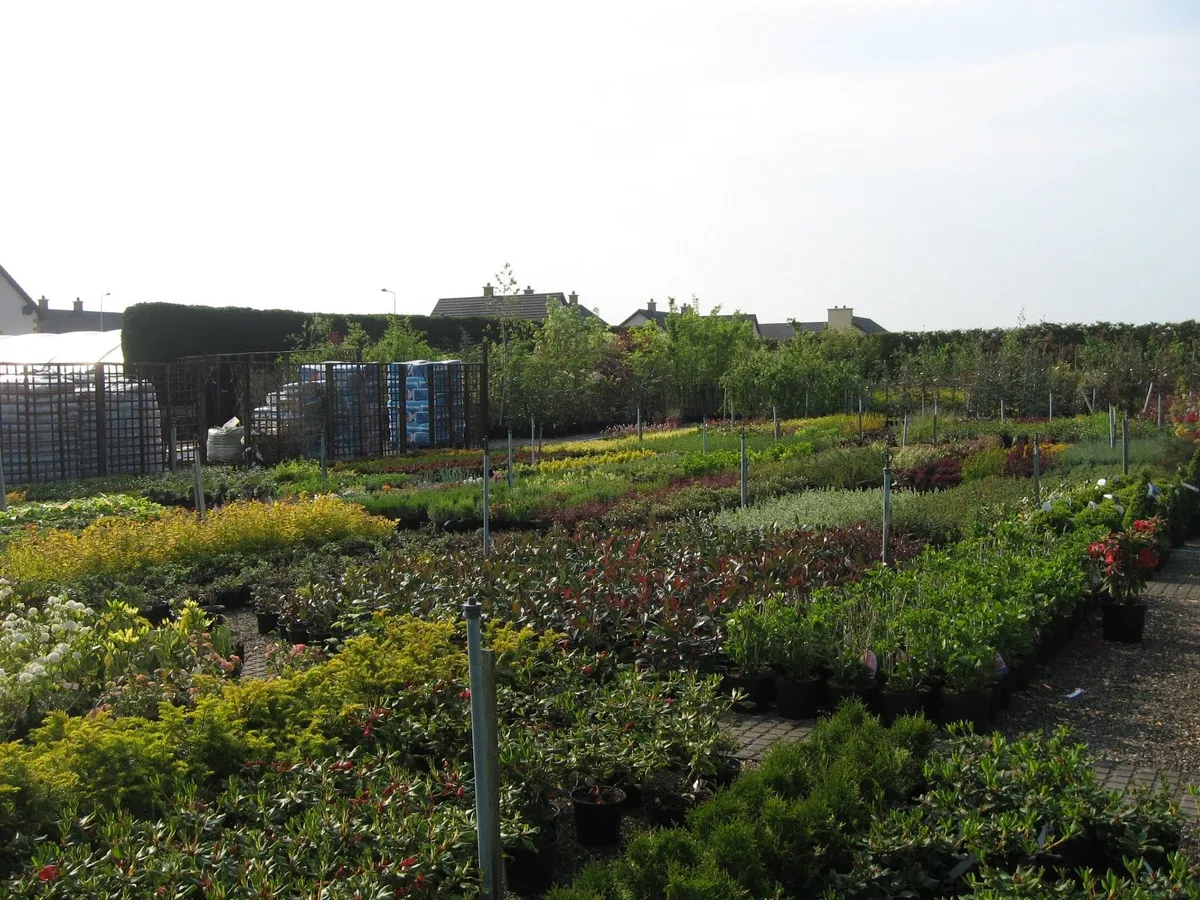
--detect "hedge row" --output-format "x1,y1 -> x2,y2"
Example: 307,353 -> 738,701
121,302 -> 495,363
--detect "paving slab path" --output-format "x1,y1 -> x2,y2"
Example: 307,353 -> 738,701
730,539 -> 1200,822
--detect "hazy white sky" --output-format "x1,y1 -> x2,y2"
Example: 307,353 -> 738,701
2,0 -> 1197,332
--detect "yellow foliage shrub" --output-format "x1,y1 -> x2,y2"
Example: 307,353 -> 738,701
0,495 -> 393,585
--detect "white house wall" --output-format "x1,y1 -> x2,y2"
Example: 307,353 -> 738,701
0,280 -> 38,335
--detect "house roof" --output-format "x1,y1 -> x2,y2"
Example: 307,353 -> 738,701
0,262 -> 41,316
852,316 -> 887,334
758,323 -> 797,341
38,308 -> 123,334
617,308 -> 668,329
432,292 -> 604,324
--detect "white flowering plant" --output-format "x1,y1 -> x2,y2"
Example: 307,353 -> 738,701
0,588 -> 242,737
0,585 -> 97,735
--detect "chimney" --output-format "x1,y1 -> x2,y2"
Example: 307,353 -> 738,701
524,285 -> 535,295
38,295 -> 49,313
827,306 -> 854,331
73,298 -> 83,314
482,283 -> 494,298
568,291 -> 578,306
646,299 -> 656,313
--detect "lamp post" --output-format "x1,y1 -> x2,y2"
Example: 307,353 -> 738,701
381,288 -> 396,315
99,292 -> 110,332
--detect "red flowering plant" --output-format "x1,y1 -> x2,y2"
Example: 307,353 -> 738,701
1087,522 -> 1161,604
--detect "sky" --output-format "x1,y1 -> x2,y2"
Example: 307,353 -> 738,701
2,0 -> 1198,333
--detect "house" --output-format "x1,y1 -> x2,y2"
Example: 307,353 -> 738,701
617,300 -> 762,337
0,262 -> 44,335
758,306 -> 886,341
431,285 -> 606,325
36,297 -> 123,334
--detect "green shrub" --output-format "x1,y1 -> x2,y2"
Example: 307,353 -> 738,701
962,446 -> 1007,480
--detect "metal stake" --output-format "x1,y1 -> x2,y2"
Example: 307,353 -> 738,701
1048,391 -> 1053,423
739,427 -> 748,508
1122,415 -> 1130,475
530,417 -> 536,465
773,404 -> 779,441
902,412 -> 908,448
637,406 -> 643,441
1157,393 -> 1164,429
701,419 -> 707,454
1032,432 -> 1041,508
482,438 -> 491,556
464,602 -> 501,900
1000,397 -> 1005,425
858,397 -> 863,440
0,438 -> 7,513
881,449 -> 892,566
1109,405 -> 1116,449
506,429 -> 513,489
193,451 -> 206,520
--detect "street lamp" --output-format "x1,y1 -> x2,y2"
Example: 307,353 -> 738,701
99,292 -> 111,332
381,288 -> 396,315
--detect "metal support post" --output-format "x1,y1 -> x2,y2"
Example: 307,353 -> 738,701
773,405 -> 779,441
637,406 -> 643,441
193,451 -> 206,520
902,412 -> 908,447
482,438 -> 491,557
881,449 -> 892,566
701,419 -> 707,454
1109,406 -> 1116,449
506,429 -> 513,489
1032,432 -> 1041,508
1122,416 -> 1130,475
464,602 -> 501,900
740,427 -> 748,508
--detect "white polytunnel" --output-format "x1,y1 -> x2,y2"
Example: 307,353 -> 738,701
0,330 -> 124,365
0,330 -> 165,484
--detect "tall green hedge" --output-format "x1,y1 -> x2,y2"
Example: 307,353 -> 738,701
121,303 -> 495,364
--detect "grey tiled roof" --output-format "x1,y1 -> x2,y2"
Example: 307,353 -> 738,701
618,308 -> 668,329
758,322 -> 796,341
39,308 -> 124,334
432,292 -> 604,324
852,316 -> 887,334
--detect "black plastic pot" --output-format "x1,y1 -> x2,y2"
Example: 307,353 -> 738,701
724,670 -> 775,711
774,675 -> 822,720
881,689 -> 925,725
285,622 -> 310,644
1011,655 -> 1036,692
505,813 -> 560,897
1102,602 -> 1146,643
255,611 -> 279,635
141,603 -> 171,626
827,678 -> 877,714
938,689 -> 993,732
571,786 -> 626,847
993,670 -> 1014,712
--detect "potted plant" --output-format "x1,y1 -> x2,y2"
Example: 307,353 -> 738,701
1088,529 -> 1154,643
757,598 -> 823,720
723,604 -> 774,711
939,645 -> 996,732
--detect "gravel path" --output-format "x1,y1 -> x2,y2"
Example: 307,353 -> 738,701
998,542 -> 1200,781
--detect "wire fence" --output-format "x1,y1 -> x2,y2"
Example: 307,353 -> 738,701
0,355 -> 489,486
